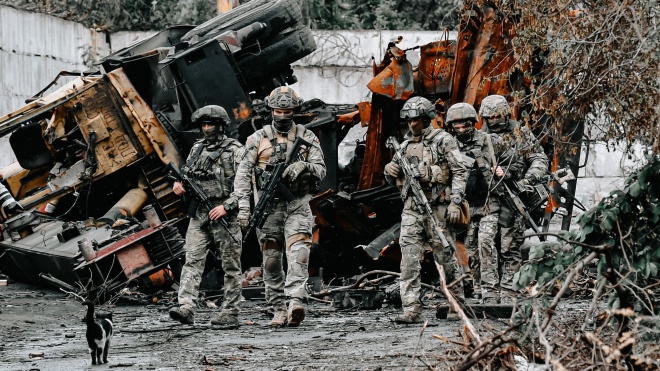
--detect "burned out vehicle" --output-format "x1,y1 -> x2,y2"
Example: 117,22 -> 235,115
0,0 -> 331,300
0,0 -> 581,303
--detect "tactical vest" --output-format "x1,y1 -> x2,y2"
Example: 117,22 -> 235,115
183,138 -> 238,203
258,124 -> 314,195
399,129 -> 449,202
459,133 -> 495,208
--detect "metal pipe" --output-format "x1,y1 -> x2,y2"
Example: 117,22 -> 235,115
97,188 -> 148,225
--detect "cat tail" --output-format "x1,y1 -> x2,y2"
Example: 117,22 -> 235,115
82,300 -> 95,325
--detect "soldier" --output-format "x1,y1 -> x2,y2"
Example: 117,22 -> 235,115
384,96 -> 467,324
446,102 -> 522,304
169,105 -> 244,326
233,86 -> 326,328
479,95 -> 549,302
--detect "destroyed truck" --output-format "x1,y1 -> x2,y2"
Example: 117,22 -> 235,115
0,0 -> 582,303
0,0 -> 346,301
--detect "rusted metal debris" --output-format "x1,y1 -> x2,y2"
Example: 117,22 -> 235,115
0,0 -> 582,302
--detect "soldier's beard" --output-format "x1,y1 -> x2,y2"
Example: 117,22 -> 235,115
408,120 -> 429,137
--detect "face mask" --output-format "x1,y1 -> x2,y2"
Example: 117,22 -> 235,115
486,117 -> 507,132
201,124 -> 221,141
453,123 -> 475,142
273,111 -> 294,133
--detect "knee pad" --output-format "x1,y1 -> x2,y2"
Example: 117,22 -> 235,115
262,248 -> 282,273
289,241 -> 310,265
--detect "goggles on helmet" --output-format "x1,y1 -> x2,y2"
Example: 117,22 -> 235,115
400,109 -> 424,119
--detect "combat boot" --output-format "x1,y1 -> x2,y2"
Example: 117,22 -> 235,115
269,310 -> 287,328
394,311 -> 424,324
169,306 -> 194,324
211,313 -> 239,327
287,299 -> 305,327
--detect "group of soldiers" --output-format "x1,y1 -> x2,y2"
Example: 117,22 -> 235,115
166,84 -> 547,328
384,95 -> 548,323
168,86 -> 324,328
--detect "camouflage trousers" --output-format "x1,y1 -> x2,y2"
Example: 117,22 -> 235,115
257,194 -> 313,311
399,200 -> 463,315
499,216 -> 524,298
178,206 -> 242,315
465,213 -> 500,303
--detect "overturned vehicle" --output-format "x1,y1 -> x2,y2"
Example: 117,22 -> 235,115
0,0 -> 581,305
0,0 -> 349,301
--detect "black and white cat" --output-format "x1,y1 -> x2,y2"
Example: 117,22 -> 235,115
82,300 -> 113,365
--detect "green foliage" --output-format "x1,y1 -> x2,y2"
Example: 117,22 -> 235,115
0,0 -> 217,31
0,0 -> 461,31
300,0 -> 461,31
512,0 -> 660,150
514,156 -> 660,309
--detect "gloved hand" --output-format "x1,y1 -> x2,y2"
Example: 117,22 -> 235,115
385,162 -> 401,177
447,202 -> 461,224
237,208 -> 250,229
282,162 -> 307,182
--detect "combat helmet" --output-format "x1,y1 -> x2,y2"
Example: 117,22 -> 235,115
265,86 -> 303,110
446,102 -> 478,142
479,95 -> 511,118
191,105 -> 230,126
446,102 -> 478,124
400,96 -> 436,120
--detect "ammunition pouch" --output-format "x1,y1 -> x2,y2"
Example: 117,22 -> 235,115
497,203 -> 515,228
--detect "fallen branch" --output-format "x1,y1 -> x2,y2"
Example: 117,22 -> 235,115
525,232 -> 610,252
312,269 -> 451,298
435,262 -> 480,343
541,251 -> 599,334
408,320 -> 428,371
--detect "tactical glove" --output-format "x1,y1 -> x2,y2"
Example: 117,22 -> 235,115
385,162 -> 401,177
282,162 -> 307,182
237,208 -> 250,229
447,202 -> 461,224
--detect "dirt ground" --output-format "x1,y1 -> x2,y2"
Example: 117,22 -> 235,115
0,281 -> 492,371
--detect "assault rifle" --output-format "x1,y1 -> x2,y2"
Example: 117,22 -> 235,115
500,181 -> 543,236
386,136 -> 451,250
243,136 -> 313,243
164,162 -> 238,243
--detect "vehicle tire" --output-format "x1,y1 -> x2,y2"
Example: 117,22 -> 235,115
235,27 -> 316,85
181,0 -> 302,43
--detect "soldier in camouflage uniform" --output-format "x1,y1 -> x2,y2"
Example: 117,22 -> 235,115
234,86 -> 326,328
446,103 -> 522,304
169,105 -> 244,326
480,95 -> 549,301
384,97 -> 467,324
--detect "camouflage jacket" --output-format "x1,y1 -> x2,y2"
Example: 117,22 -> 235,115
482,120 -> 548,185
183,136 -> 244,211
233,123 -> 326,210
386,126 -> 467,204
456,130 -> 523,213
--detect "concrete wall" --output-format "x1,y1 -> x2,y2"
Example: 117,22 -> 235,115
0,6 -> 108,166
0,5 -> 639,210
